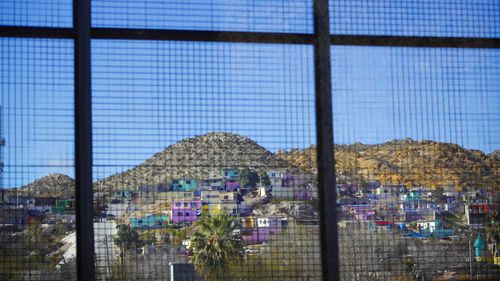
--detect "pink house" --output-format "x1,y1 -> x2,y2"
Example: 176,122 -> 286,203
171,199 -> 202,224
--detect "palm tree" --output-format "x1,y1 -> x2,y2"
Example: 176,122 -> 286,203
486,211 -> 500,256
190,214 -> 243,281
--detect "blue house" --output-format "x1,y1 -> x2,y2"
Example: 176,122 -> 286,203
223,168 -> 239,179
170,179 -> 199,192
130,214 -> 169,229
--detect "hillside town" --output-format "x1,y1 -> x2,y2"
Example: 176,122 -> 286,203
0,133 -> 499,280
1,165 -> 499,279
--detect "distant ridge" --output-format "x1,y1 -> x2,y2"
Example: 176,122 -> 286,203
17,135 -> 499,195
14,173 -> 75,198
277,139 -> 499,191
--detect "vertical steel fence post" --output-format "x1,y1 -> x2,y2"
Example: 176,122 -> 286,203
314,1 -> 339,281
74,0 -> 95,280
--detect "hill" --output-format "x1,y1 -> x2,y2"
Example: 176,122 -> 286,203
277,139 -> 499,191
13,173 -> 75,198
94,132 -> 293,191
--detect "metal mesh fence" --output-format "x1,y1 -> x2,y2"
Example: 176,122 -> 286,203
0,38 -> 75,280
91,40 -> 321,280
332,46 -> 500,281
330,0 -> 500,38
0,0 -> 72,27
92,0 -> 313,33
0,0 -> 498,280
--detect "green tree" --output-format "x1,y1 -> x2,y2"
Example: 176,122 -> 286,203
115,224 -> 141,251
239,168 -> 259,189
259,170 -> 271,187
486,211 -> 500,255
190,215 -> 243,281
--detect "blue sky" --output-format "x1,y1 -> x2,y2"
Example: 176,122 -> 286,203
1,1 -> 499,188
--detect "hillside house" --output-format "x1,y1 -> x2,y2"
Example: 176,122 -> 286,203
201,178 -> 223,191
223,168 -> 239,179
171,199 -> 202,224
294,188 -> 314,201
27,197 -> 56,214
201,200 -> 238,216
338,184 -> 358,196
130,214 -> 169,229
400,192 -> 435,222
137,186 -> 157,204
239,217 -> 286,245
53,199 -> 75,215
170,179 -> 198,192
465,203 -> 498,228
267,170 -> 282,187
0,206 -> 27,228
201,191 -> 237,205
341,204 -> 375,221
7,195 -> 31,206
272,186 -> 294,200
375,184 -> 405,196
282,174 -> 294,188
113,190 -> 134,202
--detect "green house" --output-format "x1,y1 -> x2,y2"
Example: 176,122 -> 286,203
130,215 -> 169,229
170,179 -> 198,191
53,199 -> 75,214
113,190 -> 133,202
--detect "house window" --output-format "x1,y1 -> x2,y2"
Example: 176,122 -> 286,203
177,212 -> 183,217
185,212 -> 190,216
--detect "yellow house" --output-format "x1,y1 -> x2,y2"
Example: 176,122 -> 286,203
201,190 -> 237,204
201,200 -> 238,216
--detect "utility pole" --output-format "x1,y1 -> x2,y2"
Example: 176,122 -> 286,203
469,233 -> 473,278
104,234 -> 111,279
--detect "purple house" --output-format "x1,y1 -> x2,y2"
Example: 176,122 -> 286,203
341,204 -> 375,221
281,174 -> 294,188
240,217 -> 286,245
294,189 -> 314,201
171,199 -> 202,224
224,180 -> 240,191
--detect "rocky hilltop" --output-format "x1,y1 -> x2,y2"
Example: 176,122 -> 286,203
277,139 -> 499,191
94,132 -> 291,191
13,173 -> 75,198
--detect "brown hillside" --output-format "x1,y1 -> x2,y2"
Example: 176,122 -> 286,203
277,139 -> 499,191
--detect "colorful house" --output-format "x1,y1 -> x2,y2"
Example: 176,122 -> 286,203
282,174 -> 294,188
113,190 -> 133,202
294,188 -> 314,201
239,217 -> 286,245
170,179 -> 199,192
201,201 -> 238,216
267,170 -> 282,187
53,199 -> 75,215
27,197 -> 56,214
201,178 -> 224,191
138,186 -> 157,204
465,203 -> 498,228
171,199 -> 202,224
341,204 -> 375,221
130,214 -> 169,229
201,191 -> 237,205
223,168 -> 239,179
